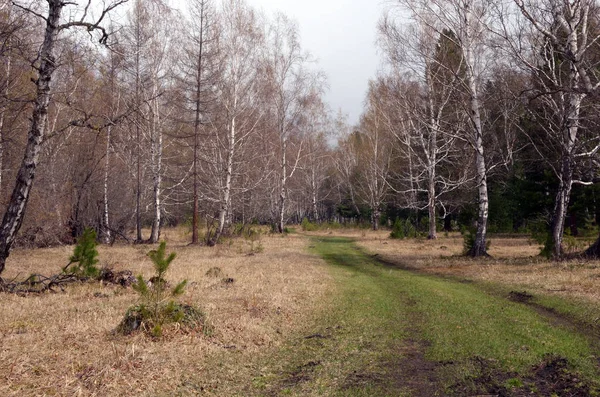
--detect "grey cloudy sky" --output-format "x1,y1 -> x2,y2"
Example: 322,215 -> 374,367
247,0 -> 385,125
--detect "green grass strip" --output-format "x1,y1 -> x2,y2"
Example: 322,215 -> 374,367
254,237 -> 600,396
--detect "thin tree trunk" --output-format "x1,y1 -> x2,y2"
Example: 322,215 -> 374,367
149,91 -> 161,244
311,167 -> 319,222
135,10 -> 143,243
469,103 -> 489,257
427,94 -> 438,240
211,115 -> 235,245
191,0 -> 206,245
0,1 -> 62,276
277,140 -> 287,234
427,172 -> 437,240
102,125 -> 111,244
464,1 -> 488,257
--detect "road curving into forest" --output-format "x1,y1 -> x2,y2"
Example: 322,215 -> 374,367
252,236 -> 600,396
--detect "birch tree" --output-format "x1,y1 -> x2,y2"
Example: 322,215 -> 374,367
265,13 -> 324,233
355,83 -> 395,230
496,0 -> 600,257
0,0 -> 128,277
379,17 -> 471,238
299,102 -> 331,222
119,0 -> 174,243
393,0 -> 492,255
206,0 -> 262,245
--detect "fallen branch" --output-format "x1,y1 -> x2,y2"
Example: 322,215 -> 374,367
0,267 -> 136,296
0,273 -> 83,295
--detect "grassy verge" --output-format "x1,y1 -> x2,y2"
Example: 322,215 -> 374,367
258,236 -> 600,396
251,236 -> 417,396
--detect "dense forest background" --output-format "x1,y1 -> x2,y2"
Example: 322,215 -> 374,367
1,0 -> 600,266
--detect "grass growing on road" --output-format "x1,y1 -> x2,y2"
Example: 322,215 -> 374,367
254,236 -> 416,396
288,236 -> 600,395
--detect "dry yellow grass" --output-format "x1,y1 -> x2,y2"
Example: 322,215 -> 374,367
354,230 -> 600,304
0,228 -> 332,396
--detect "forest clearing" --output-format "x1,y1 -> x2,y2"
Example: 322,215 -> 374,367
3,1 -> 600,395
1,228 -> 599,396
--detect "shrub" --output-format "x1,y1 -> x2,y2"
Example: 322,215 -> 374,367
462,228 -> 491,255
390,219 -> 417,239
390,219 -> 405,239
117,242 -> 205,337
64,228 -> 100,278
301,217 -> 319,231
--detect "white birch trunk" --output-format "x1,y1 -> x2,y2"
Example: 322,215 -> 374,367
211,114 -> 235,245
551,88 -> 581,257
0,1 -> 62,275
149,88 -> 162,244
464,1 -> 489,257
426,86 -> 438,240
278,139 -> 287,234
102,125 -> 112,244
191,0 -> 207,245
311,166 -> 319,222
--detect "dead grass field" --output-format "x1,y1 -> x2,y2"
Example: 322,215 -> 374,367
0,228 -> 332,396
3,226 -> 600,396
349,229 -> 600,304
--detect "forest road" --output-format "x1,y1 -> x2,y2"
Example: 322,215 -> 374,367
253,236 -> 600,396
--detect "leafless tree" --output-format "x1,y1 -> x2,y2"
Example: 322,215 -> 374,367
379,16 -> 474,238
265,13 -> 325,233
0,0 -> 128,277
354,83 -> 395,230
392,0 -> 492,255
179,0 -> 219,244
205,0 -> 263,245
495,0 -> 600,257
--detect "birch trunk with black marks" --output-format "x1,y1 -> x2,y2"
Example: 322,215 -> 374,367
549,10 -> 583,258
277,139 -> 287,234
551,91 -> 581,257
210,114 -> 235,245
102,125 -> 112,244
149,85 -> 162,244
426,94 -> 438,240
464,2 -> 488,257
134,10 -> 143,243
0,1 -> 62,276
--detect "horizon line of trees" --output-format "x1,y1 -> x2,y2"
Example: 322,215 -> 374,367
2,0 -> 600,280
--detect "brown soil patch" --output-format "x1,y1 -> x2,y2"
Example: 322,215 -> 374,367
447,355 -> 593,397
389,338 -> 440,396
508,290 -> 534,303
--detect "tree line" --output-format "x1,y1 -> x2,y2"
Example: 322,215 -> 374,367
1,0 -> 600,279
356,0 -> 600,258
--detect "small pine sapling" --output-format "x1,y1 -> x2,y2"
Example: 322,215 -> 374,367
64,228 -> 100,278
118,242 -> 205,337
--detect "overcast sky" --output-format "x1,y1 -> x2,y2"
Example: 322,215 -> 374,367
247,0 -> 385,125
